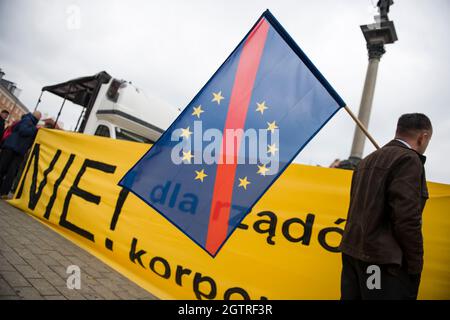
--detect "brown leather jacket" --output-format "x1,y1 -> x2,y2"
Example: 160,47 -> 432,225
339,140 -> 428,274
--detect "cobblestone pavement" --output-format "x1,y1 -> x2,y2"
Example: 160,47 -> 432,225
0,200 -> 157,300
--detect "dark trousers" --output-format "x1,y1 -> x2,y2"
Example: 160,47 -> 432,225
341,253 -> 421,300
0,148 -> 24,196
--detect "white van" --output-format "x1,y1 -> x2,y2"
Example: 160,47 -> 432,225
39,71 -> 179,143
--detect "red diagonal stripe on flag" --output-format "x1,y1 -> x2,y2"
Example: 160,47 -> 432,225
205,18 -> 270,255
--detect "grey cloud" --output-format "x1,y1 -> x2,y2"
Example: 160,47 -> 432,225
0,0 -> 448,183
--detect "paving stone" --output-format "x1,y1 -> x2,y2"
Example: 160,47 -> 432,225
44,295 -> 67,300
12,248 -> 38,260
2,250 -> 27,266
55,286 -> 86,300
15,264 -> 42,279
0,277 -> 16,296
0,200 -> 156,300
1,271 -> 31,287
0,257 -> 15,272
88,284 -> 120,300
40,271 -> 66,287
36,254 -> 62,267
15,286 -> 44,300
0,295 -> 18,300
46,250 -> 73,266
28,278 -> 60,296
80,292 -> 105,300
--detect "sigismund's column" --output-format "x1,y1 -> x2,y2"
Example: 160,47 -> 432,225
349,43 -> 385,162
348,1 -> 398,166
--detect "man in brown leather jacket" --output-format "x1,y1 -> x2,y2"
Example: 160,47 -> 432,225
339,113 -> 432,300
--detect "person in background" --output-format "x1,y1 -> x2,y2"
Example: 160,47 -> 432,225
339,113 -> 432,300
0,111 -> 41,199
0,110 -> 10,141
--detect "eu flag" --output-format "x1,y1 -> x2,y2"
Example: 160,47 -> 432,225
119,10 -> 346,256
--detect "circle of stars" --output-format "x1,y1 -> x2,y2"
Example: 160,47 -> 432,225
176,91 -> 279,189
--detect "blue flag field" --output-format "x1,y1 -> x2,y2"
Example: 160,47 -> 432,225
119,10 -> 346,256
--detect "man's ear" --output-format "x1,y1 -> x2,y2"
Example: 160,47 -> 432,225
417,132 -> 425,147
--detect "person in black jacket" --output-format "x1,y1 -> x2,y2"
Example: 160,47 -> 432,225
0,110 -> 10,141
0,111 -> 41,198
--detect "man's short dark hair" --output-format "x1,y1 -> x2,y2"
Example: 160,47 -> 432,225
396,113 -> 432,137
1,110 -> 9,115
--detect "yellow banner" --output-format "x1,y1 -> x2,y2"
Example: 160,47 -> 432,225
9,129 -> 450,299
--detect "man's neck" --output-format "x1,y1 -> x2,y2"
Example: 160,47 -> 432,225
395,138 -> 412,149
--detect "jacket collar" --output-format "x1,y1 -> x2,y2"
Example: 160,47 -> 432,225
385,139 -> 427,165
23,113 -> 38,125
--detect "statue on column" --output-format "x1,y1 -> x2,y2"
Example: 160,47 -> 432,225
377,0 -> 394,22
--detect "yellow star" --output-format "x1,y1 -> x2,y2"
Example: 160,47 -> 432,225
238,176 -> 250,190
257,163 -> 270,176
256,101 -> 268,115
212,91 -> 225,105
192,105 -> 204,118
180,126 -> 193,139
181,150 -> 194,163
266,121 -> 278,133
267,143 -> 279,155
195,169 -> 208,182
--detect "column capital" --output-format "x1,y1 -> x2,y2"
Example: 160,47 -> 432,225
367,42 -> 386,60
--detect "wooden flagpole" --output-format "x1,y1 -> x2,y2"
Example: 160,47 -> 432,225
344,105 -> 380,150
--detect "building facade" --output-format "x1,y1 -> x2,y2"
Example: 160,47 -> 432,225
0,69 -> 30,127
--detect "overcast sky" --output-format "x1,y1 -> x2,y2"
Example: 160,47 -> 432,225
0,0 -> 449,184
